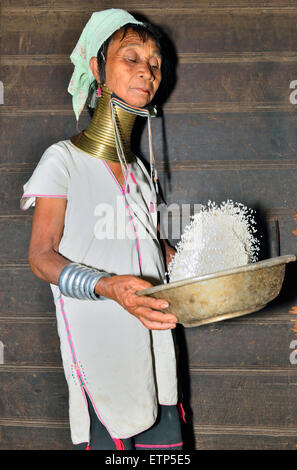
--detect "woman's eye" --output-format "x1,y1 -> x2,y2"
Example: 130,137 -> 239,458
126,57 -> 137,63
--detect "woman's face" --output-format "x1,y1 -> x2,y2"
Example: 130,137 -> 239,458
103,28 -> 162,107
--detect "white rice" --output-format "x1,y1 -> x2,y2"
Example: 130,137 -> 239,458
167,200 -> 260,282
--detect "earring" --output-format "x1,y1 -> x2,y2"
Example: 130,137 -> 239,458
149,104 -> 158,117
96,84 -> 102,98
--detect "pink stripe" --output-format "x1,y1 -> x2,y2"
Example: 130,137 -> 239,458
123,166 -> 130,190
114,439 -> 125,450
178,401 -> 186,423
59,296 -> 78,365
130,172 -> 137,184
59,295 -> 118,447
60,300 -> 170,443
102,161 -> 143,275
59,296 -> 89,409
135,442 -> 183,448
22,193 -> 67,198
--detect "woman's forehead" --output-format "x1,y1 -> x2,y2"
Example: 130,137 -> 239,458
110,28 -> 161,55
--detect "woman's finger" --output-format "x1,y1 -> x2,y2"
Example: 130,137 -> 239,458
134,307 -> 178,325
131,293 -> 171,311
139,316 -> 177,330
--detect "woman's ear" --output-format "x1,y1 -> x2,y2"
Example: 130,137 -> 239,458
89,57 -> 100,83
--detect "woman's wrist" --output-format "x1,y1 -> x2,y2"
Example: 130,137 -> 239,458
94,275 -> 113,299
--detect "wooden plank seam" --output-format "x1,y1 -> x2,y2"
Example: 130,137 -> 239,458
289,212 -> 297,448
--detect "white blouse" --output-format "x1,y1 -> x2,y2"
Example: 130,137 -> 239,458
20,139 -> 178,445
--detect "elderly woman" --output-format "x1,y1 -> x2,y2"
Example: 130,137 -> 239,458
21,9 -> 184,450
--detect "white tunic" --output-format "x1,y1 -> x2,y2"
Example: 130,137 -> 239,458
20,139 -> 178,445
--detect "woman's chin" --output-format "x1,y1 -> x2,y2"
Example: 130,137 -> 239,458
130,99 -> 150,108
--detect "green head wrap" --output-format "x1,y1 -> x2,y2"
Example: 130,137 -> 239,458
67,9 -> 143,121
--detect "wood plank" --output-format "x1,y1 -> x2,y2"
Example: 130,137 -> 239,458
0,170 -> 34,214
1,367 -> 296,427
4,5 -> 297,15
2,423 -> 297,450
2,113 -> 297,166
3,51 -> 297,66
0,370 -> 69,420
186,371 -> 297,427
144,113 -> 297,164
162,168 -> 297,209
1,166 -> 297,217
194,431 -> 297,450
1,62 -> 297,107
0,267 -> 55,314
2,103 -> 296,115
0,423 -> 72,450
1,421 -> 297,450
0,115 -> 90,165
279,216 -> 297,256
2,0 -> 297,10
0,217 -> 32,263
157,160 -> 297,170
2,164 -> 297,211
2,9 -> 297,55
169,63 -> 297,105
0,321 -> 61,365
1,317 -> 296,368
0,261 -> 294,317
2,160 -> 297,172
179,321 -> 296,369
193,423 -> 297,437
0,211 -> 295,262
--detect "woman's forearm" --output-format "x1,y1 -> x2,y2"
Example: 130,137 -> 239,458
28,248 -> 70,286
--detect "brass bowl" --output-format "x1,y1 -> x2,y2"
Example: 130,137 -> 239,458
137,255 -> 296,327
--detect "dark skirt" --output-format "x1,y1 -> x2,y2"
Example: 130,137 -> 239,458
74,393 -> 183,451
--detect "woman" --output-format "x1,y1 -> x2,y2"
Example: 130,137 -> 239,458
21,9 -> 184,450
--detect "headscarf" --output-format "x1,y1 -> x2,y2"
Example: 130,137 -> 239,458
67,9 -> 143,121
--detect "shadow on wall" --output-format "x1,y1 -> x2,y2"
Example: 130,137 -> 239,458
173,324 -> 196,450
130,11 -> 179,203
251,204 -> 279,261
243,204 -> 297,319
132,12 -> 197,449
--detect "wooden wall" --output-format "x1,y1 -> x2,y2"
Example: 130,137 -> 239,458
0,0 -> 297,450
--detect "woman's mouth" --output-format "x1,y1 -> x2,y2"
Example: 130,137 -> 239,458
134,88 -> 150,95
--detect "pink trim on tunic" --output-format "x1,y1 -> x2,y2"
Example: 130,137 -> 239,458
59,295 -> 125,450
135,442 -> 183,448
101,161 -> 143,275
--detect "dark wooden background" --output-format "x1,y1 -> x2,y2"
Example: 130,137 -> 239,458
0,0 -> 297,450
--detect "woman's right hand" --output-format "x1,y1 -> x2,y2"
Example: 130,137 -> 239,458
95,275 -> 178,331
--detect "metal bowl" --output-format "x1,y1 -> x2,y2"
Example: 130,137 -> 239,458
137,254 -> 296,327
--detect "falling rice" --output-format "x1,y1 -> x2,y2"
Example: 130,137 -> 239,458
167,200 -> 260,282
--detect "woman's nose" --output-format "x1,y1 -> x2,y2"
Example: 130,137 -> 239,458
138,61 -> 154,80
